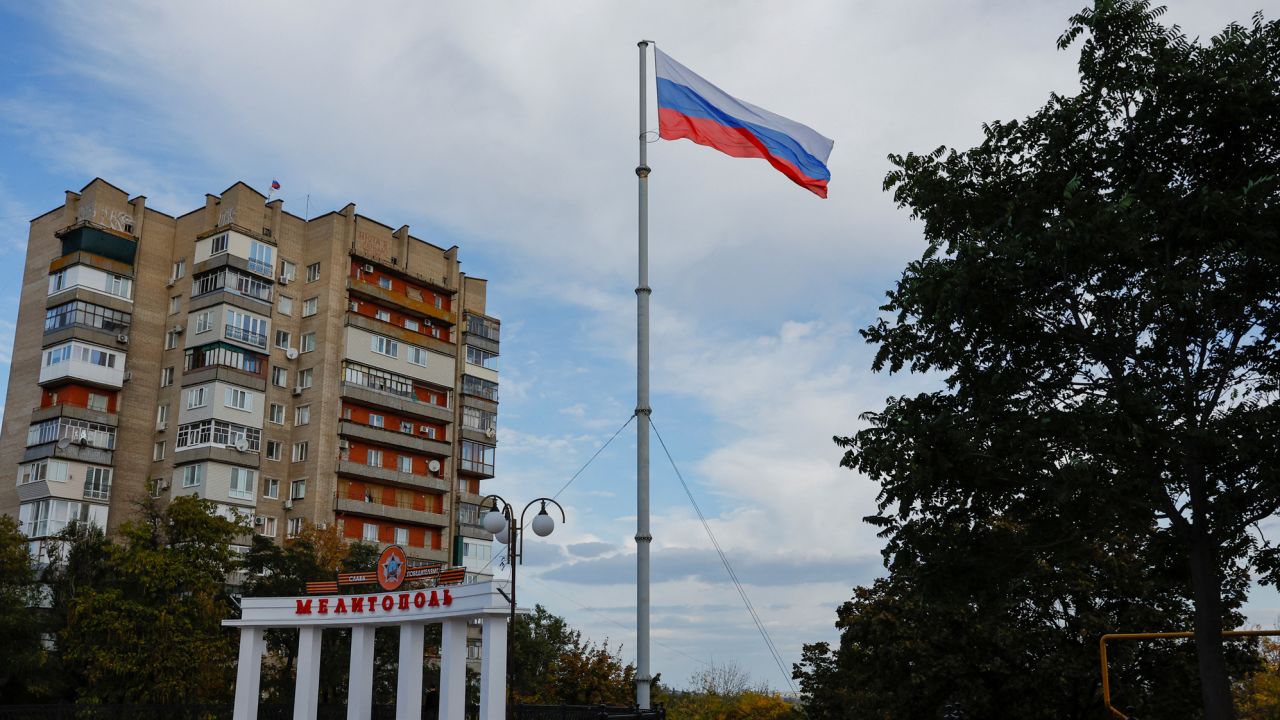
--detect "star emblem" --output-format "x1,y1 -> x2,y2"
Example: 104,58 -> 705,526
382,554 -> 403,581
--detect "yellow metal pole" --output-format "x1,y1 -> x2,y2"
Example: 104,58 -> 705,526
1099,629 -> 1280,718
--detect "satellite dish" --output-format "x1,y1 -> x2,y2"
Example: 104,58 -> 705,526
285,348 -> 299,360
428,459 -> 441,473
56,437 -> 72,450
233,436 -> 249,452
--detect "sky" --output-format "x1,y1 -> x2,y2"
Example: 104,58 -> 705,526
0,0 -> 1275,693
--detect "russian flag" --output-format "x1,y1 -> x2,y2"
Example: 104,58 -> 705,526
655,48 -> 834,198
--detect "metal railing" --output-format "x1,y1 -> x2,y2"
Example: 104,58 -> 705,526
225,324 -> 267,349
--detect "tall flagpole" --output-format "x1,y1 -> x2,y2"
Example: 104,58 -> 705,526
634,39 -> 653,710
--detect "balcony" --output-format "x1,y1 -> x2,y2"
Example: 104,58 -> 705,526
336,460 -> 449,493
335,496 -> 449,528
57,224 -> 137,265
339,382 -> 453,424
192,267 -> 273,306
338,420 -> 451,457
347,276 -> 455,325
23,441 -> 113,466
39,349 -> 125,390
30,404 -> 117,427
225,324 -> 267,350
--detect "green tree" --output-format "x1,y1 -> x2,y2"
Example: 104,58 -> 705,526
0,515 -> 44,701
838,2 -> 1280,717
511,604 -> 637,705
54,495 -> 245,704
663,663 -> 800,720
1237,636 -> 1280,719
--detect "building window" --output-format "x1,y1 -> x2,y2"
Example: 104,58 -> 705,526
265,440 -> 281,461
300,332 -> 315,353
361,522 -> 378,542
87,393 -> 108,412
150,478 -> 165,499
275,330 -> 291,349
367,449 -> 383,467
295,405 -> 310,426
269,403 -> 284,424
399,421 -> 413,434
306,263 -> 321,282
407,346 -> 427,367
292,442 -> 308,462
462,375 -> 498,402
397,455 -> 412,473
460,440 -> 495,475
229,468 -> 257,500
425,426 -> 438,440
187,387 -> 208,409
302,297 -> 318,316
263,477 -> 279,499
466,345 -> 500,370
287,518 -> 304,537
157,405 -> 170,425
375,309 -> 391,322
370,335 -> 398,358
280,260 -> 296,281
225,387 -> 253,411
404,318 -> 419,332
195,310 -> 214,334
368,413 -> 384,428
182,464 -> 204,488
298,368 -> 313,388
225,309 -> 269,349
394,527 -> 408,545
175,420 -> 261,451
161,367 -> 174,387
107,274 -> 132,299
271,367 -> 288,387
153,441 -> 166,461
463,406 -> 496,433
168,296 -> 182,315
83,467 -> 112,500
278,295 -> 293,316
378,276 -> 392,290
172,260 -> 186,281
258,516 -> 277,537
290,479 -> 306,500
210,233 -> 229,255
45,300 -> 131,334
248,241 -> 274,276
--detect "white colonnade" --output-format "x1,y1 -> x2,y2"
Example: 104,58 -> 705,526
225,580 -> 515,720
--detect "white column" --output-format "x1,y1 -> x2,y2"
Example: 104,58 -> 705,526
294,627 -> 323,720
348,625 -> 377,720
439,619 -> 468,720
233,627 -> 266,720
395,623 -> 426,720
479,615 -> 508,720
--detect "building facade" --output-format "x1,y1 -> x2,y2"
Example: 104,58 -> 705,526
0,179 -> 498,572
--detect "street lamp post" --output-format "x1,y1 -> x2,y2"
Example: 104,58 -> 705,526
481,494 -> 566,715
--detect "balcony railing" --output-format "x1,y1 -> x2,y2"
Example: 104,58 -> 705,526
192,268 -> 272,303
246,257 -> 273,277
225,324 -> 267,349
465,314 -> 499,341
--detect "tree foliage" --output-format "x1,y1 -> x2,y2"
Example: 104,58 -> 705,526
511,604 -> 636,706
52,496 -> 246,704
1237,636 -> 1280,719
809,2 -> 1280,718
0,515 -> 44,701
663,662 -> 800,720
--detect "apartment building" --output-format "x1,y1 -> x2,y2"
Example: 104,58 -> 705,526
0,179 -> 499,573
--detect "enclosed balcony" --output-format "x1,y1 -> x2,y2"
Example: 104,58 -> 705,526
39,341 -> 125,389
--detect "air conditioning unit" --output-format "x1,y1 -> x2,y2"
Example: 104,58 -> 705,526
362,264 -> 375,273
420,425 -> 430,433
278,274 -> 291,285
253,516 -> 265,526
116,334 -> 129,344
123,371 -> 132,382
166,280 -> 175,288
284,499 -> 294,510
156,421 -> 167,432
338,439 -> 350,450
171,324 -> 184,334
292,386 -> 303,396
